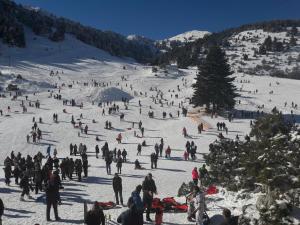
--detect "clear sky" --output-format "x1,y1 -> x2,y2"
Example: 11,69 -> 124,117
13,0 -> 300,40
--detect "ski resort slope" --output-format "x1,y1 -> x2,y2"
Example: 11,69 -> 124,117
0,30 -> 300,225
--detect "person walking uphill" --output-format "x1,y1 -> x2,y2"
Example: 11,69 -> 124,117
113,173 -> 123,205
84,201 -> 105,225
142,173 -> 157,222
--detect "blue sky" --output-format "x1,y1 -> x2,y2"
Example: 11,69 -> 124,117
14,0 -> 300,40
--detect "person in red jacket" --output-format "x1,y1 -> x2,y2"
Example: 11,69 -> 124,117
165,146 -> 171,158
183,151 -> 189,161
192,167 -> 199,186
116,133 -> 122,144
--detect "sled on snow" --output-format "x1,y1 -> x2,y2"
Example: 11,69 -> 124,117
151,197 -> 188,213
96,201 -> 117,210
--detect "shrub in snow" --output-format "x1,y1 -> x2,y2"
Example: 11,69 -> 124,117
205,112 -> 300,224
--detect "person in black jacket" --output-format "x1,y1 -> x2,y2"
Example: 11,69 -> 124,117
117,197 -> 139,225
20,174 -> 33,200
46,174 -> 60,221
84,201 -> 105,225
113,173 -> 123,205
142,173 -> 157,222
0,198 -> 4,225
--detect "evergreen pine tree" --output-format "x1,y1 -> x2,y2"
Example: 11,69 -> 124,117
192,45 -> 237,111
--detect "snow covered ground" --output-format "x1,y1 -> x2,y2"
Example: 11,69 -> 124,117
0,30 -> 299,225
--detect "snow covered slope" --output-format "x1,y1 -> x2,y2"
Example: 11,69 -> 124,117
0,20 -> 299,225
166,30 -> 211,43
226,28 -> 300,77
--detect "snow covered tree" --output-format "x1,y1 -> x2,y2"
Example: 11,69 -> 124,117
192,45 -> 237,111
205,112 -> 300,224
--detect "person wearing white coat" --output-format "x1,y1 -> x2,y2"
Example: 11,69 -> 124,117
190,186 -> 206,225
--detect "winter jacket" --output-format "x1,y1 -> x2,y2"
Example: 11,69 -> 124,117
112,176 -> 122,192
192,169 -> 199,180
46,179 -> 59,203
117,206 -> 139,225
142,178 -> 157,201
192,192 -> 205,225
84,209 -> 105,225
131,191 -> 144,213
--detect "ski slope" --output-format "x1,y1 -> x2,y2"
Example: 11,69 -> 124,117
0,29 -> 299,225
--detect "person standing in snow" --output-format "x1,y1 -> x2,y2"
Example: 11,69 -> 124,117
46,174 -> 61,221
113,173 -> 123,205
192,167 -> 199,186
47,145 -> 51,157
188,186 -> 206,225
142,173 -> 157,222
131,185 -> 144,225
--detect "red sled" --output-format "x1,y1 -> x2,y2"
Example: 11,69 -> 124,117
96,201 -> 116,210
206,185 -> 218,195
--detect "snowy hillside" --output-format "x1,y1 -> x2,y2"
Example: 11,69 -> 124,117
166,30 -> 211,43
0,7 -> 299,225
0,27 -> 138,93
226,28 -> 300,77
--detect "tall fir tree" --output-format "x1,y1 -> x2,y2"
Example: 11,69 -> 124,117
192,45 -> 237,111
